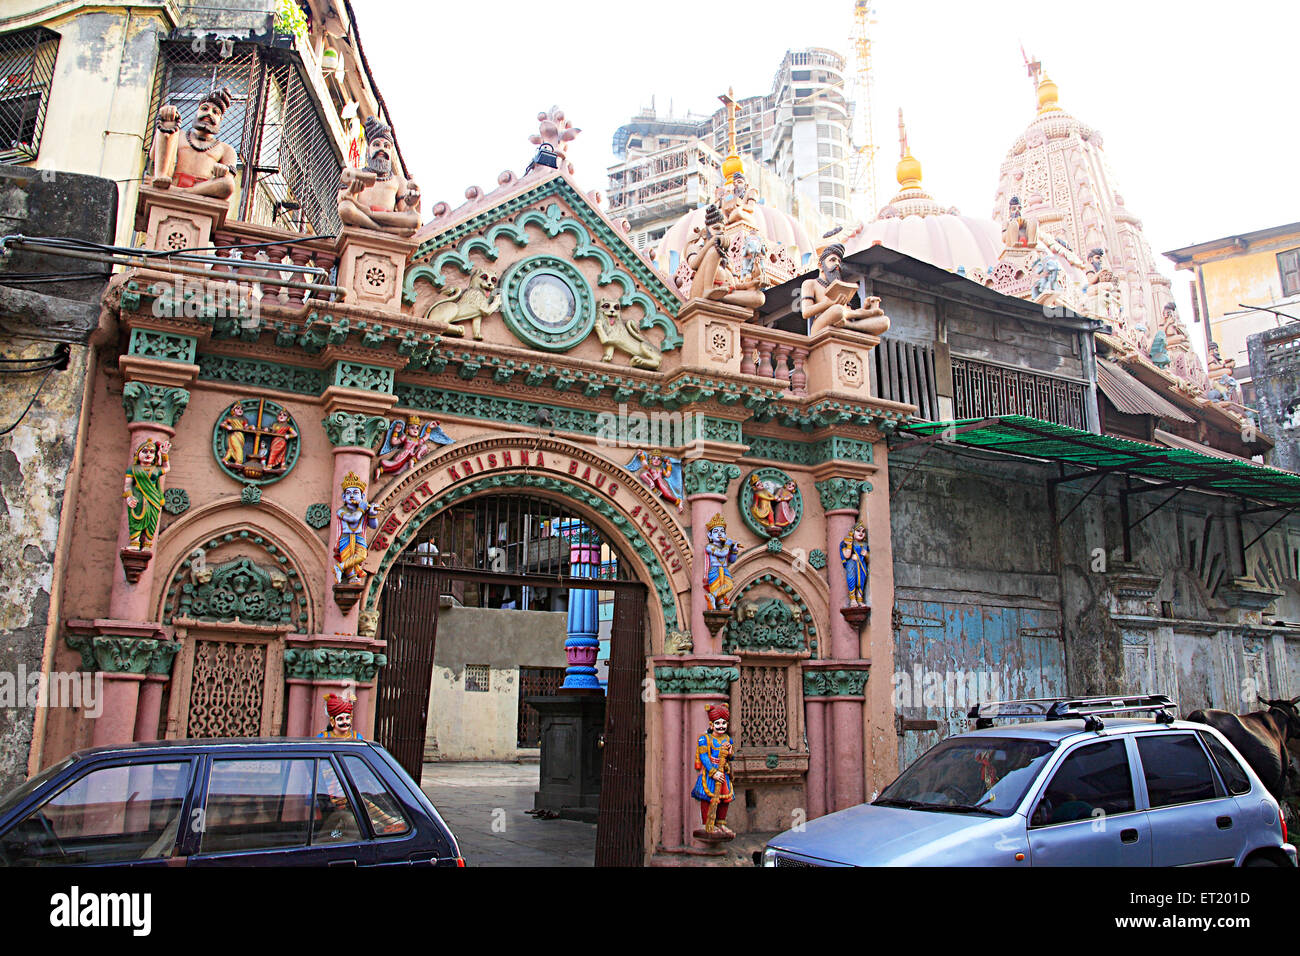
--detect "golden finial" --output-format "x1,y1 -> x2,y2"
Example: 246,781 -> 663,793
895,108 -> 922,190
719,87 -> 744,182
1036,71 -> 1060,114
341,471 -> 366,492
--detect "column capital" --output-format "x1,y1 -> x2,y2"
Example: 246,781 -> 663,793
652,657 -> 741,696
121,381 -> 190,428
801,660 -> 872,698
682,458 -> 741,497
815,476 -> 870,513
322,409 -> 390,449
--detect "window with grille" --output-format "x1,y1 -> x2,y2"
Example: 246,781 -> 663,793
737,666 -> 788,749
465,665 -> 490,693
147,41 -> 343,234
0,27 -> 59,163
1279,248 -> 1300,297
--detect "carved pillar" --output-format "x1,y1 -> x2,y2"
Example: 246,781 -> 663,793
133,640 -> 181,741
652,659 -> 739,857
285,645 -> 387,738
816,477 -> 869,658
803,695 -> 828,819
321,393 -> 394,635
682,459 -> 741,656
66,622 -> 174,748
803,664 -> 871,812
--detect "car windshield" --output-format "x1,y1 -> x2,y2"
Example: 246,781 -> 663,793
875,737 -> 1056,817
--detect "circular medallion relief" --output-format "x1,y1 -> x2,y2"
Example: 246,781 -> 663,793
501,255 -> 595,351
212,398 -> 300,486
740,467 -> 803,539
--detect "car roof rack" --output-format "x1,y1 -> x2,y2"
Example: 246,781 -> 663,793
967,695 -> 1177,731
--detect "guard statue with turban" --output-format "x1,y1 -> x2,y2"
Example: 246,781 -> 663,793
692,703 -> 735,839
337,116 -> 422,236
318,693 -> 362,739
149,87 -> 238,200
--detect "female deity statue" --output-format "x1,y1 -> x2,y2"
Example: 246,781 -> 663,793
123,438 -> 171,551
265,408 -> 298,470
220,402 -> 249,467
840,522 -> 870,607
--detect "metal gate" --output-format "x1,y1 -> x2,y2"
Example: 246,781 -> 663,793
517,667 -> 565,747
371,493 -> 648,864
595,586 -> 647,867
374,563 -> 444,778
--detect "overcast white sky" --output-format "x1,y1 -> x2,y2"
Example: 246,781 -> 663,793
357,0 -> 1299,315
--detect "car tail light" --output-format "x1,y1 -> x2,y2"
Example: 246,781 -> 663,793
1282,810 -> 1288,845
456,857 -> 465,867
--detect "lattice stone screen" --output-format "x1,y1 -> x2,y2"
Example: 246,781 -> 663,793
737,665 -> 788,749
186,640 -> 268,737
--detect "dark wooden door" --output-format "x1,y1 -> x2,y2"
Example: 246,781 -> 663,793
374,563 -> 443,781
595,585 -> 646,867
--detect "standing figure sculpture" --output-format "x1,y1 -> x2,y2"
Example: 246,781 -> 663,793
337,116 -> 422,237
840,522 -> 870,608
691,703 -> 735,839
335,472 -> 379,585
149,87 -> 237,200
123,438 -> 171,551
318,693 -> 362,739
265,408 -> 297,470
703,513 -> 740,611
220,402 -> 249,467
803,243 -> 890,336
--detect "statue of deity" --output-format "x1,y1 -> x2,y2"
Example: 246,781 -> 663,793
803,243 -> 890,336
1002,195 -> 1038,249
265,408 -> 298,471
691,703 -> 735,839
374,415 -> 453,479
1204,343 -> 1242,403
220,402 -> 250,467
1082,247 -> 1123,324
685,204 -> 766,310
703,513 -> 740,611
123,438 -> 171,551
840,522 -> 870,608
628,449 -> 683,513
335,472 -> 379,585
337,116 -> 422,237
148,87 -> 237,200
748,473 -> 797,534
318,693 -> 362,739
1159,302 -> 1191,353
717,171 -> 760,232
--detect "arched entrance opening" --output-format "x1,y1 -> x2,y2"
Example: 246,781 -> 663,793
371,491 -> 649,866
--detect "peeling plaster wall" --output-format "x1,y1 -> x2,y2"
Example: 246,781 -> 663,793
1248,325 -> 1300,474
0,167 -> 116,793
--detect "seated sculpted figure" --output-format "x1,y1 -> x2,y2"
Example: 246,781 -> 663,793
1002,195 -> 1038,249
803,243 -> 890,336
149,87 -> 237,200
337,116 -> 422,237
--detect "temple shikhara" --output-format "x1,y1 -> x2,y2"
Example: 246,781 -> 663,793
1,0 -> 1297,867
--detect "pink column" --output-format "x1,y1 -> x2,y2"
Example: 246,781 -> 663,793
687,493 -> 727,654
832,698 -> 866,810
824,509 -> 859,659
659,694 -> 683,850
804,696 -> 827,819
92,673 -> 147,747
285,680 -> 313,737
133,675 -> 168,741
322,445 -> 374,636
109,422 -> 175,622
821,698 -> 836,811
354,683 -> 374,738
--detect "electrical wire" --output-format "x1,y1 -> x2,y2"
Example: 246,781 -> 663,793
0,364 -> 59,436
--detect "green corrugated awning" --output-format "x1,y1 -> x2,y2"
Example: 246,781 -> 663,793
898,415 -> 1300,507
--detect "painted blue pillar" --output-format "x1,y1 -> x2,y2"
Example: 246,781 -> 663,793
563,529 -> 601,691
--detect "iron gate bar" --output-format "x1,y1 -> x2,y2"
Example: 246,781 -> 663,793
390,564 -> 644,594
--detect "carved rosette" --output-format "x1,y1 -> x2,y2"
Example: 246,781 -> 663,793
305,503 -> 332,529
322,411 -> 389,448
815,476 -> 869,513
652,665 -> 740,696
122,383 -> 190,428
683,459 -> 741,497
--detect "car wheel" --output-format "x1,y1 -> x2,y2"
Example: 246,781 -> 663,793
1243,855 -> 1282,867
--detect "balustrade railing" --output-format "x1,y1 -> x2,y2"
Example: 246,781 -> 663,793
952,356 -> 1089,429
739,327 -> 809,395
207,222 -> 339,306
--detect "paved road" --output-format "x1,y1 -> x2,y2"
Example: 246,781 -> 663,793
420,761 -> 595,867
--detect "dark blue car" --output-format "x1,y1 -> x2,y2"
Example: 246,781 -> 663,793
0,738 -> 462,867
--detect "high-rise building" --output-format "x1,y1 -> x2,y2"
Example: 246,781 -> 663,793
606,47 -> 855,250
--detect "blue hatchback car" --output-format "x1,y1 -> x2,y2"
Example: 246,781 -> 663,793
0,738 -> 462,867
764,696 -> 1297,867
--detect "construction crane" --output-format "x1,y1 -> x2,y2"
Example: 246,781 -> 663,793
849,0 -> 879,216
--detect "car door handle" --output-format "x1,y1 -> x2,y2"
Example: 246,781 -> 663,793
327,859 -> 357,866
1216,815 -> 1233,830
1120,828 -> 1139,844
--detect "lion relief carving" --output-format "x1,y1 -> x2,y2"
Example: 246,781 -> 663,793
594,299 -> 661,369
425,267 -> 501,340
